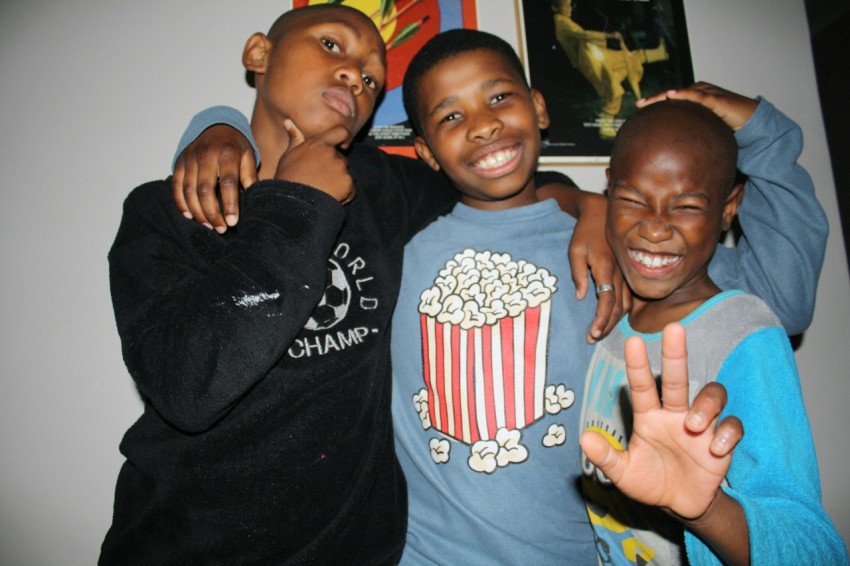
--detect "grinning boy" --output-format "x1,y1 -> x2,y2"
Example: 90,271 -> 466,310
389,28 -> 601,563
579,99 -> 847,565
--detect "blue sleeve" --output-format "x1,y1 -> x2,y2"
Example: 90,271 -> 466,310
684,327 -> 848,565
172,106 -> 260,170
708,98 -> 828,335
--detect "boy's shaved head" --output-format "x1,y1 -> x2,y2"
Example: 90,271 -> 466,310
611,100 -> 738,196
402,29 -> 529,134
267,4 -> 384,54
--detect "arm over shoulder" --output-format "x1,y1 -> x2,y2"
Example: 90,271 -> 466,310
172,106 -> 260,170
708,98 -> 828,335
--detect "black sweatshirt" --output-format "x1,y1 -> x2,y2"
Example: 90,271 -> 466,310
101,144 -> 456,564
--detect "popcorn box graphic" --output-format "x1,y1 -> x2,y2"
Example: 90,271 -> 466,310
418,249 -> 556,445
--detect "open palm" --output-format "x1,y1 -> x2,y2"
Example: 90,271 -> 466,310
580,323 -> 741,520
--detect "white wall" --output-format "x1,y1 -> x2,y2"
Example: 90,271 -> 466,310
0,1 -> 846,563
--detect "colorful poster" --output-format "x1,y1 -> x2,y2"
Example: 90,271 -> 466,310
517,0 -> 694,163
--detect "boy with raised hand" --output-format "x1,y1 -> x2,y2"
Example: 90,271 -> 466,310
579,99 -> 847,565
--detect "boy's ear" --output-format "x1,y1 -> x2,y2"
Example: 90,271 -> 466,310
243,33 -> 272,74
531,88 -> 550,130
414,136 -> 440,171
721,183 -> 744,231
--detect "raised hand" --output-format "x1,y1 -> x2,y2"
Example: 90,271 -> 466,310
637,82 -> 758,132
274,120 -> 355,204
580,322 -> 743,520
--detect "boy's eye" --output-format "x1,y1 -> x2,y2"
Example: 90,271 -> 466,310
321,37 -> 341,53
439,112 -> 461,124
490,92 -> 512,104
617,195 -> 644,206
362,73 -> 378,91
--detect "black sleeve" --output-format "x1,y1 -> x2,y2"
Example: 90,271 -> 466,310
382,152 -> 458,241
108,179 -> 345,433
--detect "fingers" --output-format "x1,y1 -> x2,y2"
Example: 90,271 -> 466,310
283,119 -> 306,153
623,335 -> 662,414
226,150 -> 258,228
586,269 -> 625,343
572,265 -> 588,302
635,89 -> 677,108
318,124 -> 353,148
196,149 -> 227,233
180,156 -> 212,230
580,430 -> 627,484
274,125 -> 355,203
711,415 -> 743,457
171,124 -> 257,232
171,159 -> 192,220
658,322 -> 690,413
686,381 -> 728,433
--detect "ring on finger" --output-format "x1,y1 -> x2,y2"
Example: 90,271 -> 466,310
596,284 -> 615,294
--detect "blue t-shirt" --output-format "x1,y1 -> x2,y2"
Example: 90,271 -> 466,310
391,199 -> 598,565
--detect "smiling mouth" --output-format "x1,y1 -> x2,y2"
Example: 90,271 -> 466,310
322,88 -> 355,119
470,144 -> 521,176
629,249 -> 682,270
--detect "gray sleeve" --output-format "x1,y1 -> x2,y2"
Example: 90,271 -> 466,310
171,106 -> 260,170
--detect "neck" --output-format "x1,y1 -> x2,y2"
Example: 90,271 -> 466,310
628,281 -> 722,333
250,104 -> 290,181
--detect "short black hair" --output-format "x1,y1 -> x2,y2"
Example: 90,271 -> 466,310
402,29 -> 529,134
611,100 -> 739,197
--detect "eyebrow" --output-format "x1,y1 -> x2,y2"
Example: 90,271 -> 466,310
427,76 -> 517,119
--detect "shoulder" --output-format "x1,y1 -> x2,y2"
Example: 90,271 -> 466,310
112,178 -> 204,253
122,178 -> 178,216
680,291 -> 781,373
348,144 -> 436,180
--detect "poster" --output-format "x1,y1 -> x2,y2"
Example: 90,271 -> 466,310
293,0 -> 478,156
516,0 -> 693,163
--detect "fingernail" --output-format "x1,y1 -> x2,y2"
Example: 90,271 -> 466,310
711,432 -> 729,454
687,411 -> 705,429
182,211 -> 193,219
215,225 -> 227,234
203,222 -> 213,230
226,214 -> 238,226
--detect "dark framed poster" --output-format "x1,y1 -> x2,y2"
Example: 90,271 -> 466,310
516,0 -> 693,163
293,0 -> 478,157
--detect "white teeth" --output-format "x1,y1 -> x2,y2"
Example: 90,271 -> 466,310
474,148 -> 517,170
630,250 -> 679,268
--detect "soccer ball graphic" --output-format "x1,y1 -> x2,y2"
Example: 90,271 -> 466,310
306,259 -> 351,330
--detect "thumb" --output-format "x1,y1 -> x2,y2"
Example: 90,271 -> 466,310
580,429 -> 627,483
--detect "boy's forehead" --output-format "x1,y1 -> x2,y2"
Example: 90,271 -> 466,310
422,50 -> 521,91
280,7 -> 384,51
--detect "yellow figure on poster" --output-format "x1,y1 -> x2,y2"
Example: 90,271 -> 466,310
551,0 -> 667,138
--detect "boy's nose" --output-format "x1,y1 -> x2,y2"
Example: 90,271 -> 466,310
335,65 -> 363,95
467,112 -> 502,142
639,215 -> 673,242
